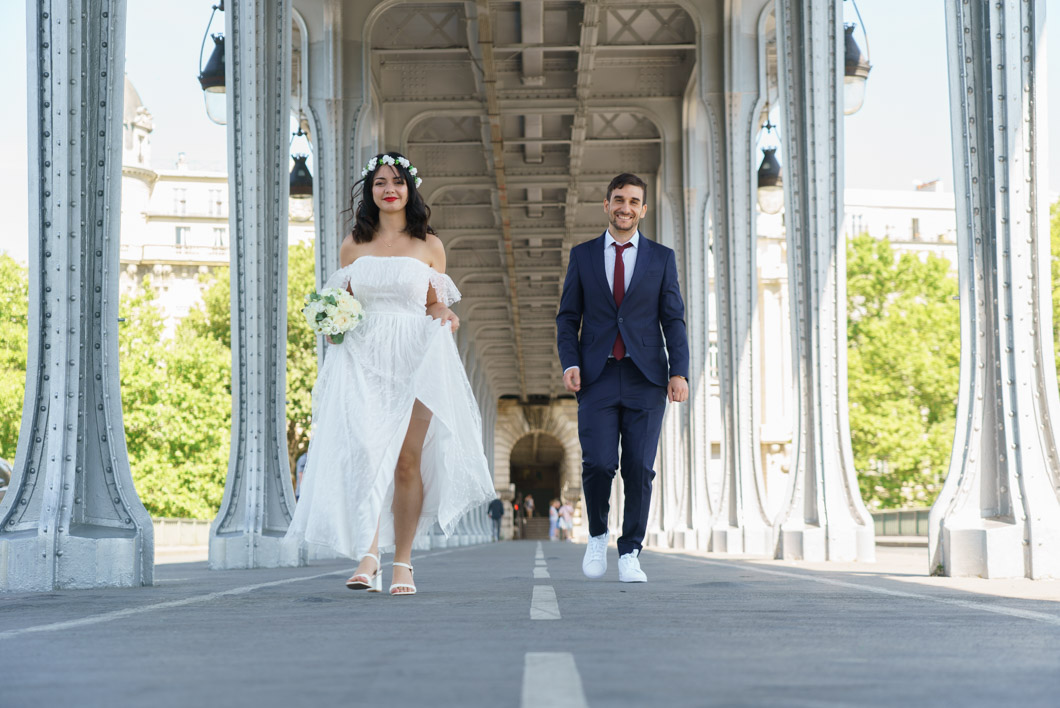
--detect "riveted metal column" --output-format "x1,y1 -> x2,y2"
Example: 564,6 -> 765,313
307,2 -> 345,290
705,3 -> 774,556
0,0 -> 154,591
209,0 -> 301,569
773,0 -> 874,562
930,0 -> 1060,579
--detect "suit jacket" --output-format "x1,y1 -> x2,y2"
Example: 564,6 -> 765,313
556,232 -> 689,388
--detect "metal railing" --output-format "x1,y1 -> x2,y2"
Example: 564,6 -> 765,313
870,508 -> 930,537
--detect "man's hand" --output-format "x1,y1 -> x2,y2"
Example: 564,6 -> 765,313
563,367 -> 581,393
426,302 -> 460,332
667,375 -> 688,403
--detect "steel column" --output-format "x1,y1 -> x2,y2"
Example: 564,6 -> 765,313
0,0 -> 154,591
930,0 -> 1060,579
773,0 -> 874,562
209,0 -> 301,569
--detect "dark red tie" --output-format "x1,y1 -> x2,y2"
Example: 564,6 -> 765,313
612,242 -> 633,359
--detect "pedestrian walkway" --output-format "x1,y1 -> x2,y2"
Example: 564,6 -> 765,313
2,541 -> 1058,707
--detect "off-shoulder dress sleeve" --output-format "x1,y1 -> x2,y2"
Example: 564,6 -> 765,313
322,265 -> 353,293
428,269 -> 461,307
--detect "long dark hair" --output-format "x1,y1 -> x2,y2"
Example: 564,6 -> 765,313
347,152 -> 434,243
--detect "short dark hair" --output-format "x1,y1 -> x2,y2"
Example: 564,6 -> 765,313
606,173 -> 648,202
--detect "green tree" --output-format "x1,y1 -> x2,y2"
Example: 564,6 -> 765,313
0,255 -> 29,463
847,234 -> 960,508
181,240 -> 318,482
119,277 -> 232,518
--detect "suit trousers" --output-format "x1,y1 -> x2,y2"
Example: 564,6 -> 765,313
577,358 -> 667,555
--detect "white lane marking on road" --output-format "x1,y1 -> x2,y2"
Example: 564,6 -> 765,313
668,554 -> 1060,628
533,567 -> 551,579
0,548 -> 464,640
535,559 -> 547,567
535,541 -> 544,560
530,585 -> 561,620
521,652 -> 589,708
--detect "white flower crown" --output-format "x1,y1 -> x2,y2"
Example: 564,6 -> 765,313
361,154 -> 422,188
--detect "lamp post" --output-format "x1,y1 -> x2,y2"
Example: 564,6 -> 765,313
197,2 -> 226,125
843,1 -> 872,115
756,116 -> 783,215
289,123 -> 313,199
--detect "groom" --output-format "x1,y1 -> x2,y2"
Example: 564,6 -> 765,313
556,173 -> 689,583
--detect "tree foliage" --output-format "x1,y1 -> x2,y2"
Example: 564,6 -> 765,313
0,242 -> 317,520
0,254 -> 29,463
119,278 -> 233,518
847,234 -> 960,508
182,241 -> 318,482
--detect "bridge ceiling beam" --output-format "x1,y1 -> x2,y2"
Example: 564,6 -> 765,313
471,0 -> 528,401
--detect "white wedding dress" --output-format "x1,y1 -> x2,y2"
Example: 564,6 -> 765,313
285,255 -> 496,559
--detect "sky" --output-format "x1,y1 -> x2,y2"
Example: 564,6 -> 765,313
1,1 -> 1059,263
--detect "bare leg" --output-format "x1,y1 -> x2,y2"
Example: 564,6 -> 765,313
391,400 -> 432,593
348,524 -> 381,584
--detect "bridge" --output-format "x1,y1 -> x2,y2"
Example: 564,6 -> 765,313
2,540 -> 1058,706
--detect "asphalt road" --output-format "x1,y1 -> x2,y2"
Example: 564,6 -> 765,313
2,541 -> 1059,707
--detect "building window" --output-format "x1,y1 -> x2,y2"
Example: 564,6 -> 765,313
175,226 -> 190,245
174,188 -> 187,215
708,341 -> 719,379
911,217 -> 921,241
208,188 -> 223,216
213,227 -> 227,247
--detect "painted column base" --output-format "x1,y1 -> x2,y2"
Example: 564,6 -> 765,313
779,524 -> 875,562
668,529 -> 700,551
0,532 -> 150,591
711,525 -> 773,556
209,533 -> 304,570
939,519 -> 1060,579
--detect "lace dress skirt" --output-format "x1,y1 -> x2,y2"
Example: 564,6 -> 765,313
284,256 -> 497,559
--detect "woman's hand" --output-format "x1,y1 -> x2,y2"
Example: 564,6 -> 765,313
426,302 -> 460,332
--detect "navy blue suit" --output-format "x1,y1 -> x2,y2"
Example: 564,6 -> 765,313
556,232 -> 688,555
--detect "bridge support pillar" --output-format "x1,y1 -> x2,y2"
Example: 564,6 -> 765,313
694,3 -> 776,556
930,0 -> 1060,579
209,0 -> 301,569
773,0 -> 874,562
0,0 -> 155,591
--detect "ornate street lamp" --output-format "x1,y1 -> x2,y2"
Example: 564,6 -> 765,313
757,148 -> 783,215
197,2 -> 226,125
289,122 -> 313,199
756,115 -> 783,215
290,155 -> 313,198
843,2 -> 872,115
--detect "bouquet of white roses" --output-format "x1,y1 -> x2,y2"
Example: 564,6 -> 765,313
302,287 -> 364,343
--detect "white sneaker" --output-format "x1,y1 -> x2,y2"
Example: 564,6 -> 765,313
618,549 -> 647,583
582,532 -> 609,578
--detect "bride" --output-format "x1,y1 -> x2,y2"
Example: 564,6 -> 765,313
285,152 -> 497,595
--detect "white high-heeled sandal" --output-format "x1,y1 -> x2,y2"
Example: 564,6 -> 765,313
346,552 -> 382,592
389,561 -> 416,596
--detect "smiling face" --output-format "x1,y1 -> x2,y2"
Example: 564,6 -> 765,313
604,183 -> 648,240
372,164 -> 409,214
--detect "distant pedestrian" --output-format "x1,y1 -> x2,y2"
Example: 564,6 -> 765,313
488,498 -> 504,541
558,502 -> 573,541
295,452 -> 308,501
548,499 -> 561,541
524,494 -> 535,519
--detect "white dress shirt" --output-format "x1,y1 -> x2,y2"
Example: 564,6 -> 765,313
564,230 -> 640,375
604,229 -> 640,294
